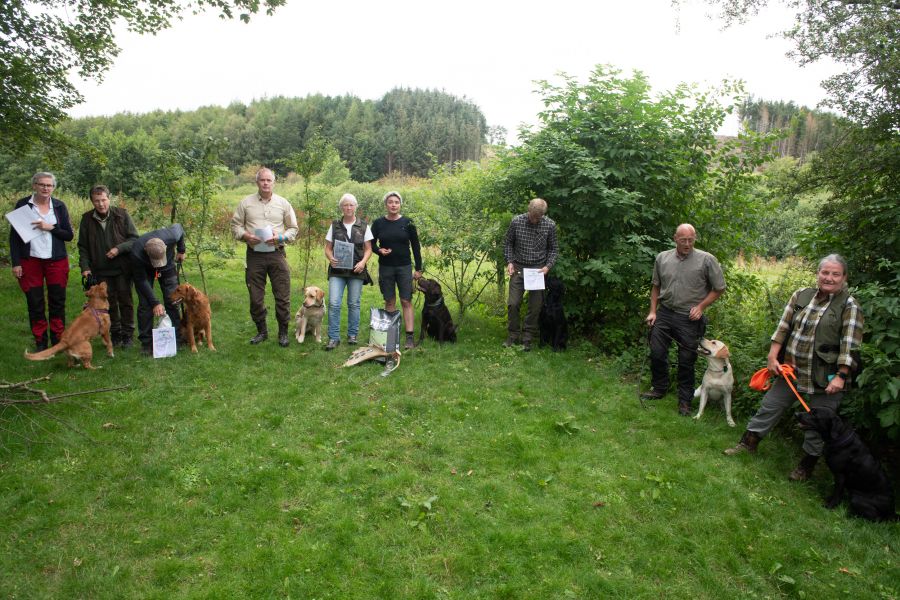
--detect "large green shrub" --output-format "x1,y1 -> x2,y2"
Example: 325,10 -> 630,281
502,66 -> 772,348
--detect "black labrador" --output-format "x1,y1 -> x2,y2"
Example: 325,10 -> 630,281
417,278 -> 457,344
796,407 -> 898,522
539,276 -> 568,351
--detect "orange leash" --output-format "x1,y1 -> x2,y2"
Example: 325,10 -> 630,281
747,364 -> 811,412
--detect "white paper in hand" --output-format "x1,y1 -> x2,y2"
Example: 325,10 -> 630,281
253,227 -> 275,252
523,268 -> 545,291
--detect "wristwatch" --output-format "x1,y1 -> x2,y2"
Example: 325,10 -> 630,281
835,371 -> 848,381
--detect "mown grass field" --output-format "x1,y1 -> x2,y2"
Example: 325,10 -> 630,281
1,261 -> 897,599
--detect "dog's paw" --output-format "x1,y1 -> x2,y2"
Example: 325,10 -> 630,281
692,414 -> 702,420
726,419 -> 736,427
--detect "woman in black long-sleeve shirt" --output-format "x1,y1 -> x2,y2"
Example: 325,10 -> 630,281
371,191 -> 422,349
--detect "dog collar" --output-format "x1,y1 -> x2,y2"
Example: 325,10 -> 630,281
82,304 -> 109,330
426,297 -> 444,308
831,429 -> 856,449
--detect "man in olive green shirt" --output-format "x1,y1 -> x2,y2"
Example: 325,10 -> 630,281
644,223 -> 726,415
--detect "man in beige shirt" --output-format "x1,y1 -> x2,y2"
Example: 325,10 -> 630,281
231,168 -> 298,347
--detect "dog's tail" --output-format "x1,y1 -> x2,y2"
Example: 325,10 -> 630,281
24,341 -> 69,362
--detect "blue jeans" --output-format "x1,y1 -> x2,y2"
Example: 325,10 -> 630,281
328,276 -> 363,341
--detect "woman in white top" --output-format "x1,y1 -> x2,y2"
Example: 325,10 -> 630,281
323,193 -> 373,350
9,172 -> 74,350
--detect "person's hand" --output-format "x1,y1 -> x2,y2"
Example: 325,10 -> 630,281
645,311 -> 656,327
540,266 -> 549,275
82,270 -> 92,277
264,236 -> 277,246
378,248 -> 392,256
106,247 -> 119,259
766,354 -> 782,376
175,252 -> 186,263
825,374 -> 846,394
12,266 -> 23,279
244,233 -> 261,245
507,263 -> 515,276
413,270 -> 422,280
32,219 -> 52,231
688,305 -> 704,321
152,304 -> 166,317
328,256 -> 339,267
353,260 -> 366,273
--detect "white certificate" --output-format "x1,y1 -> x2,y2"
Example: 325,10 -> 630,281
253,227 -> 275,252
523,268 -> 545,291
5,205 -> 42,244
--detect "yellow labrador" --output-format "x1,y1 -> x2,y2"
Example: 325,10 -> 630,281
694,338 -> 735,427
295,286 -> 325,343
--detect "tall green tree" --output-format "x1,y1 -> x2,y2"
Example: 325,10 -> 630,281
0,0 -> 285,152
700,0 -> 900,437
280,134 -> 332,291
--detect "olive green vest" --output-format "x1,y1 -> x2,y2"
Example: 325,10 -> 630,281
791,287 -> 854,388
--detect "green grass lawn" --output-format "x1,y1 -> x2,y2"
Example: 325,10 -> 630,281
0,263 -> 897,599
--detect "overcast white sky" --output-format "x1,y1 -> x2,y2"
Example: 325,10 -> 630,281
69,0 -> 839,142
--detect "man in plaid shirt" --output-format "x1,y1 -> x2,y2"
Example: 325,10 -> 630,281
725,254 -> 864,481
503,198 -> 558,351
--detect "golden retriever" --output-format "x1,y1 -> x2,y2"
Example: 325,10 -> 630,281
295,286 -> 325,343
170,283 -> 215,353
24,282 -> 113,369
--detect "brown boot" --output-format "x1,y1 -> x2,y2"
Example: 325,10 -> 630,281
788,454 -> 819,481
724,430 -> 761,455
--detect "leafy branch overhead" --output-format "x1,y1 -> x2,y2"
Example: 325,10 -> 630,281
0,0 -> 286,151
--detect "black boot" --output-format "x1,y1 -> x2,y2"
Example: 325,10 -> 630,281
724,430 -> 761,455
789,454 -> 819,481
34,332 -> 48,352
250,322 -> 268,345
278,324 -> 289,348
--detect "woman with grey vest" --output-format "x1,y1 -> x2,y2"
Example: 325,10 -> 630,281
724,254 -> 864,482
323,193 -> 373,350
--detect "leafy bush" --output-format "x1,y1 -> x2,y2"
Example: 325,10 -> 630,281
418,162 -> 509,319
706,260 -> 813,417
502,66 -> 773,347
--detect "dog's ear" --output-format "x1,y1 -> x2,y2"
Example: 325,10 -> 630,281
316,288 -> 324,301
716,344 -> 730,359
829,410 -> 844,441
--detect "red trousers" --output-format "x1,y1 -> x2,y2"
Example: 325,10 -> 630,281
17,257 -> 69,343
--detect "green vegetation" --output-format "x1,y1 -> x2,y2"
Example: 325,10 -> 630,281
3,9 -> 899,586
1,265 -> 897,598
0,89 -> 488,187
0,0 -> 286,153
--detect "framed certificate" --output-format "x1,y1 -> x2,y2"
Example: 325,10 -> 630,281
333,240 -> 354,270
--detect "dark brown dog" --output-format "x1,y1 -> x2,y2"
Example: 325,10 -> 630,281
797,407 -> 898,522
170,283 -> 215,353
416,278 -> 456,344
24,282 -> 113,369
